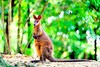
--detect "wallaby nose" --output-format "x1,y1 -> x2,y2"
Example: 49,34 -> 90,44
34,24 -> 36,26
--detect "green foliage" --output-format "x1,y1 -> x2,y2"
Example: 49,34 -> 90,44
0,0 -> 100,60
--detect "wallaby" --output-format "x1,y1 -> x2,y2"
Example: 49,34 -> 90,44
32,15 -> 91,62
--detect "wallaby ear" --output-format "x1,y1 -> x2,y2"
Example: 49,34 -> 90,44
38,15 -> 41,20
33,15 -> 37,19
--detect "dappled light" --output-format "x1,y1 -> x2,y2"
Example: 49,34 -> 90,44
0,0 -> 100,66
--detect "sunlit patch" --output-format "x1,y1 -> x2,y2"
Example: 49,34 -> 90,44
61,51 -> 68,58
58,47 -> 61,51
76,30 -> 79,34
47,16 -> 56,24
59,11 -> 64,18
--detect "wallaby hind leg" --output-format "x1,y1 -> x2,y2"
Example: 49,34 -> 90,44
42,46 -> 55,62
40,46 -> 46,62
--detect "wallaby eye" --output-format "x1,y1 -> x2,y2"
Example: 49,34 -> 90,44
34,20 -> 39,23
34,20 -> 39,26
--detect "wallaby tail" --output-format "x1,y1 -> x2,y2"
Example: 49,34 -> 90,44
47,56 -> 92,62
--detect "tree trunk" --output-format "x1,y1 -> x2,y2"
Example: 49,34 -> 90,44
11,0 -> 14,20
84,52 -> 87,59
94,39 -> 97,61
27,2 -> 31,48
2,0 -> 7,53
17,0 -> 21,53
7,0 -> 12,54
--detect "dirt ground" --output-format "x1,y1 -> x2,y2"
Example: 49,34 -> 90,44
0,54 -> 100,67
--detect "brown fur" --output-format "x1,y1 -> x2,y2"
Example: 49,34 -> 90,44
32,15 -> 91,62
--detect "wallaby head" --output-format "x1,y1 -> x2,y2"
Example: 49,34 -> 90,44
33,15 -> 41,26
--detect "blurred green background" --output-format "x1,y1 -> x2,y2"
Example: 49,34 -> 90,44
0,0 -> 100,61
